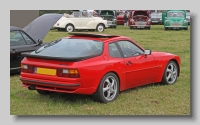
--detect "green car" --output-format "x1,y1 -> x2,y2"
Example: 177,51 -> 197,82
162,10 -> 188,30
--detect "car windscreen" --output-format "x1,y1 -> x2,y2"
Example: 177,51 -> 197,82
167,12 -> 184,18
30,38 -> 103,59
151,13 -> 162,18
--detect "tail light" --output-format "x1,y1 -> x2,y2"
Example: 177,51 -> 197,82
57,69 -> 80,78
21,64 -> 34,73
57,23 -> 59,26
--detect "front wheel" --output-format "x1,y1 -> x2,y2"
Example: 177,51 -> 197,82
93,73 -> 119,103
96,24 -> 105,32
161,61 -> 178,85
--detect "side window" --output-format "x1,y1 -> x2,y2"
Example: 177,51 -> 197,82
117,41 -> 144,57
10,31 -> 27,46
109,43 -> 122,58
21,32 -> 35,44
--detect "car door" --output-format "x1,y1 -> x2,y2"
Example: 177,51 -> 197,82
117,40 -> 156,88
10,30 -> 38,71
81,11 -> 95,29
70,12 -> 81,29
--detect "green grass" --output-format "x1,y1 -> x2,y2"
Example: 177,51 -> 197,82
10,25 -> 190,115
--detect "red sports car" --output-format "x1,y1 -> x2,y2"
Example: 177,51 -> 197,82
20,32 -> 181,103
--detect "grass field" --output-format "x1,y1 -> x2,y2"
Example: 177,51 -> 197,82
10,25 -> 190,115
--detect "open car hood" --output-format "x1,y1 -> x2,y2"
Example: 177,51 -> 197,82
22,13 -> 63,41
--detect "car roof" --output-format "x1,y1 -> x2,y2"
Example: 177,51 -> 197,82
10,26 -> 22,31
67,32 -> 123,42
64,32 -> 145,50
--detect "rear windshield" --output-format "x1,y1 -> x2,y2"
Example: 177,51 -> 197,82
30,38 -> 103,58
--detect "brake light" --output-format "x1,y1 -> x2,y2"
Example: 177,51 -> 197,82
57,69 -> 80,78
21,64 -> 34,73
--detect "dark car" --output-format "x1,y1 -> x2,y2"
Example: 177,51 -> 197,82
98,10 -> 117,28
10,13 -> 62,74
150,12 -> 162,24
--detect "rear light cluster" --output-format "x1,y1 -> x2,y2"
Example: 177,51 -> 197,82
57,69 -> 80,78
21,64 -> 34,73
21,64 -> 80,78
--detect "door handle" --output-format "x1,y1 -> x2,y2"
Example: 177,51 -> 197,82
126,61 -> 133,65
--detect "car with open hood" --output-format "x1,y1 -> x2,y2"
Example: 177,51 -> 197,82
10,13 -> 62,74
20,32 -> 181,103
128,10 -> 151,30
53,11 -> 108,32
98,10 -> 117,28
162,10 -> 188,30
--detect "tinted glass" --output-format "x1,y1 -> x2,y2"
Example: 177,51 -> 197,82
109,43 -> 121,58
10,31 -> 27,46
30,38 -> 103,58
21,32 -> 35,44
118,41 -> 144,57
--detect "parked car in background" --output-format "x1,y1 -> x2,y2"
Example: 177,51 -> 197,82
116,11 -> 125,25
162,10 -> 188,30
186,12 -> 190,25
10,14 -> 62,74
98,10 -> 117,28
53,11 -> 108,32
20,32 -> 180,103
128,10 -> 151,30
150,12 -> 162,24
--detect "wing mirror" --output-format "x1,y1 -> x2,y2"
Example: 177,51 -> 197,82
144,50 -> 151,55
37,39 -> 43,45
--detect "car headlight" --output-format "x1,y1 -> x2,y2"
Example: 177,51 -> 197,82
130,19 -> 134,22
148,19 -> 151,22
184,20 -> 187,23
160,19 -> 162,20
165,20 -> 169,23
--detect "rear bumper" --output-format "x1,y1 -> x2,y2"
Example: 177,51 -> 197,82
20,77 -> 96,95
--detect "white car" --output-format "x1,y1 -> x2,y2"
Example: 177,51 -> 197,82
53,11 -> 108,32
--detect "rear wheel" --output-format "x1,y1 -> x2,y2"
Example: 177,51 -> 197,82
164,27 -> 168,30
65,24 -> 74,32
161,61 -> 178,85
93,73 -> 119,103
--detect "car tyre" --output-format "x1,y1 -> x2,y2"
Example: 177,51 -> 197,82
65,24 -> 74,32
161,61 -> 178,85
93,73 -> 119,103
164,27 -> 168,30
37,90 -> 51,95
96,24 -> 104,32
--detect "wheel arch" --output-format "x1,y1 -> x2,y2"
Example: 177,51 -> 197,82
96,23 -> 105,29
65,23 -> 75,29
169,59 -> 180,77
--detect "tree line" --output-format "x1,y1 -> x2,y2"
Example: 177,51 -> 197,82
39,10 -> 71,16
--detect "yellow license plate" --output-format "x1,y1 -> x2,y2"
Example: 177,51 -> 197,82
36,67 -> 56,76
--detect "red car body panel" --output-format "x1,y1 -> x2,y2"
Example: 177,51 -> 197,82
117,13 -> 125,25
20,33 -> 181,95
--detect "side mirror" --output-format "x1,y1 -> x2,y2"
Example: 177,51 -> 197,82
37,39 -> 43,45
144,50 -> 151,55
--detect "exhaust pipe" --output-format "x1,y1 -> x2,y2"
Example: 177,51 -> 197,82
28,85 -> 36,90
